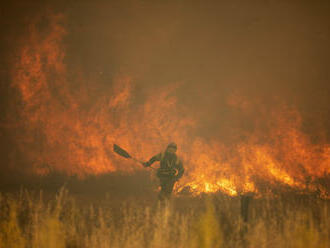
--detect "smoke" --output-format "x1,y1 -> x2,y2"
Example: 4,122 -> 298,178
1,0 -> 329,195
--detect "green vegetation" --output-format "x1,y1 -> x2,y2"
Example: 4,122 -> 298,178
0,188 -> 328,248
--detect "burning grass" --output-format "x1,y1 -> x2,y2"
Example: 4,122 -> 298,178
7,12 -> 329,198
0,188 -> 328,248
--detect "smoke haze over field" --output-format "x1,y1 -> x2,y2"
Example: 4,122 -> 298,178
0,0 -> 329,195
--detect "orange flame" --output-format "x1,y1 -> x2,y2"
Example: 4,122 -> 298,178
10,13 -> 330,197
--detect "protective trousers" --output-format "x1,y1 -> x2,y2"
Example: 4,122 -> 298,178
158,177 -> 176,201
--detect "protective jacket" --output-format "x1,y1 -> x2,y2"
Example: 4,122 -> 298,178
145,152 -> 184,181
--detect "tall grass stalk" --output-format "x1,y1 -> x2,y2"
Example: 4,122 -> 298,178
0,189 -> 328,248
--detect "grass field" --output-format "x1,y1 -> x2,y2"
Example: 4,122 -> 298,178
0,186 -> 328,248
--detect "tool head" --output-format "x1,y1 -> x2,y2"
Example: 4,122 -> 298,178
113,144 -> 131,158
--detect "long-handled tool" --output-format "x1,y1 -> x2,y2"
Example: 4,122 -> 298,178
113,144 -> 145,165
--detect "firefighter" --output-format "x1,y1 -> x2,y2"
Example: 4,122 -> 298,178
143,142 -> 184,201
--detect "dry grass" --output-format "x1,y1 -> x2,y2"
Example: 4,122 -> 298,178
0,188 -> 328,248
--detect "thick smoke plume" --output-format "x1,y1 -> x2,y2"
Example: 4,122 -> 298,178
1,0 -> 329,197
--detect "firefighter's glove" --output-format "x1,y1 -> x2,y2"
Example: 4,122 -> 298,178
142,162 -> 149,167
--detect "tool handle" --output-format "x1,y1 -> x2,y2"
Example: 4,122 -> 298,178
131,157 -> 156,170
131,157 -> 144,164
